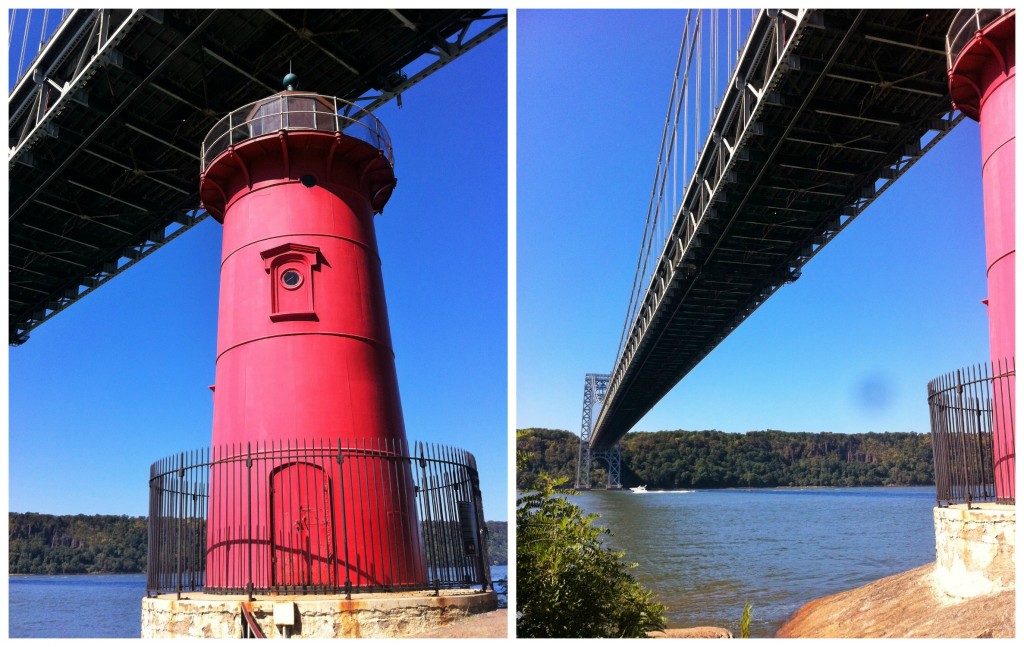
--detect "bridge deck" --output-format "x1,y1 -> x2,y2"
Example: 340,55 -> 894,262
9,9 -> 503,345
592,9 -> 961,450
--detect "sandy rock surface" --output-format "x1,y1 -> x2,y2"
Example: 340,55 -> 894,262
776,562 -> 1014,638
649,626 -> 733,638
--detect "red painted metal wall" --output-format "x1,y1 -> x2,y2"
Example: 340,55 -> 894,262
948,11 -> 1015,501
199,93 -> 423,591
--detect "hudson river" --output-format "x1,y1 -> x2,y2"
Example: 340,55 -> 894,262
570,486 -> 936,637
8,565 -> 508,638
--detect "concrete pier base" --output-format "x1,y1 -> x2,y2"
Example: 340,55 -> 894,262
933,503 -> 1015,599
141,589 -> 497,638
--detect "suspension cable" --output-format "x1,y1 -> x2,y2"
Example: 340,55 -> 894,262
692,12 -> 700,162
713,9 -> 718,116
611,10 -> 756,376
18,9 -> 32,79
676,12 -> 701,240
41,9 -> 50,52
615,10 -> 694,366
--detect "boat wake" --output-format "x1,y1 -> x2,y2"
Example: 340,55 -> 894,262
629,487 -> 696,494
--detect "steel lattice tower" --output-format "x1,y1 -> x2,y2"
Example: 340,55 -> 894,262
575,373 -> 621,489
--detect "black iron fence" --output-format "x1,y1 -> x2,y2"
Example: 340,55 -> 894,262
147,439 -> 491,598
928,359 -> 1015,507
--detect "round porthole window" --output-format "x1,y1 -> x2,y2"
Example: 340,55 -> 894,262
281,269 -> 303,289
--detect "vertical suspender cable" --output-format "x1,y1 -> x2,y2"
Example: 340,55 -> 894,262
614,10 -> 692,367
696,11 -> 701,159
662,11 -> 696,254
18,9 -> 32,79
613,7 -> 757,379
736,9 -> 741,70
680,11 -> 699,218
41,9 -> 49,51
708,12 -> 713,132
641,13 -> 687,321
8,8 -> 17,47
673,63 -> 678,219
683,19 -> 689,203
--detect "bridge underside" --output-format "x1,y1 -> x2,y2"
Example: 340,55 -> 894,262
8,9 -> 503,345
592,9 -> 961,450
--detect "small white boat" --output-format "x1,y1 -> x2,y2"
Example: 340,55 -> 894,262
630,485 -> 648,493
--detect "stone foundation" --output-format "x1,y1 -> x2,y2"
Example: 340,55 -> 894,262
933,504 -> 1015,599
141,589 -> 497,638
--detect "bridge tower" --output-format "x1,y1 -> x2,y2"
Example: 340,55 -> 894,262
198,75 -> 421,591
575,373 -> 621,489
947,10 -> 1015,500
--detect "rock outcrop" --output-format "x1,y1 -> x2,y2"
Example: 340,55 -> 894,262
776,563 -> 1014,638
649,626 -> 733,638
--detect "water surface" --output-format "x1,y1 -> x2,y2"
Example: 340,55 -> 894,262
571,486 -> 936,637
9,573 -> 147,638
9,565 -> 507,638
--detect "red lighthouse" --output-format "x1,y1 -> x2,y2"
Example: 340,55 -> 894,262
197,75 -> 423,592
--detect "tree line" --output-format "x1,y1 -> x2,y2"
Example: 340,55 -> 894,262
9,512 -> 508,575
517,427 -> 933,490
9,512 -> 148,575
485,521 -> 507,566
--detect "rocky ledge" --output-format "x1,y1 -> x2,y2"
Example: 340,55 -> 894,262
776,562 -> 1014,638
649,626 -> 733,638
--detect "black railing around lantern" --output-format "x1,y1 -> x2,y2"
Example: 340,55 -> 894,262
928,358 -> 1015,507
147,439 -> 491,598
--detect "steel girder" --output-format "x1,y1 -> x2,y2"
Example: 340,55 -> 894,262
8,9 -> 506,345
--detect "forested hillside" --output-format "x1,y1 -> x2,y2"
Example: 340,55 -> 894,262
517,428 -> 933,490
10,514 -> 508,574
517,428 -> 582,486
485,521 -> 508,565
9,513 -> 147,574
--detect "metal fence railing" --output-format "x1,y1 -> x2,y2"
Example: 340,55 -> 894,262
200,92 -> 394,172
147,439 -> 491,598
928,358 -> 1015,507
946,9 -> 1013,68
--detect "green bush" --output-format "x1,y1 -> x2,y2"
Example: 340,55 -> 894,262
516,471 -> 666,638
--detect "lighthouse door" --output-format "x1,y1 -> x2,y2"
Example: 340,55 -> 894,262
269,462 -> 335,590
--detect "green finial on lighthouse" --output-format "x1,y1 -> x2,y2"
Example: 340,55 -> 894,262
283,72 -> 298,91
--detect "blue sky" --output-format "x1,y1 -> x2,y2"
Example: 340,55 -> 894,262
517,9 -> 990,437
3,8 -> 1004,520
7,17 -> 508,520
